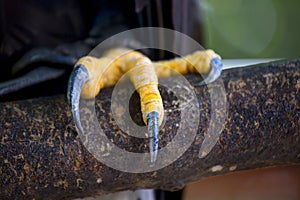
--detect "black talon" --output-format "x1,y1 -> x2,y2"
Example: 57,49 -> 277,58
146,111 -> 159,163
198,57 -> 223,86
67,64 -> 89,134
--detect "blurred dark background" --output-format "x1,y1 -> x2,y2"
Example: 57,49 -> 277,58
1,0 -> 299,102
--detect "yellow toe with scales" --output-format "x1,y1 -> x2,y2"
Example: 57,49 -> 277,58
67,47 -> 222,163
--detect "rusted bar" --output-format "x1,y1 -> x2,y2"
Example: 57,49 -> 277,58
0,60 -> 299,199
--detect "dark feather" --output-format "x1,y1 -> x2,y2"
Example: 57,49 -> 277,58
172,0 -> 204,54
135,0 -> 151,13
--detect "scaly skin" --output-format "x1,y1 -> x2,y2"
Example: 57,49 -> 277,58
154,49 -> 220,77
76,47 -> 164,126
68,47 -> 222,162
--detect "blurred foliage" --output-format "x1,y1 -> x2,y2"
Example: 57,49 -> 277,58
198,0 -> 300,58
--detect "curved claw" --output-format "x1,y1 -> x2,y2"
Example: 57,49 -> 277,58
198,57 -> 223,86
67,64 -> 89,134
146,111 -> 159,163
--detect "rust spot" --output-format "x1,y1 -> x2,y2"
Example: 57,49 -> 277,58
296,79 -> 300,89
54,179 -> 69,189
76,178 -> 83,189
74,157 -> 81,172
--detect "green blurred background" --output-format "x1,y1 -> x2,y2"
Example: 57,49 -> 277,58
198,0 -> 300,58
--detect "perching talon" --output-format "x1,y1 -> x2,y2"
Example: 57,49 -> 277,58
198,57 -> 223,86
146,111 -> 160,163
67,47 -> 222,163
67,64 -> 89,134
67,47 -> 164,163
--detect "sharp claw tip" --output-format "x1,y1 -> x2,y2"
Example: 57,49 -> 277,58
198,57 -> 223,86
150,151 -> 158,163
210,57 -> 223,75
147,111 -> 160,163
67,64 -> 89,135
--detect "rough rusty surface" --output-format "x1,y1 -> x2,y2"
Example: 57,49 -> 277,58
0,60 -> 300,199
